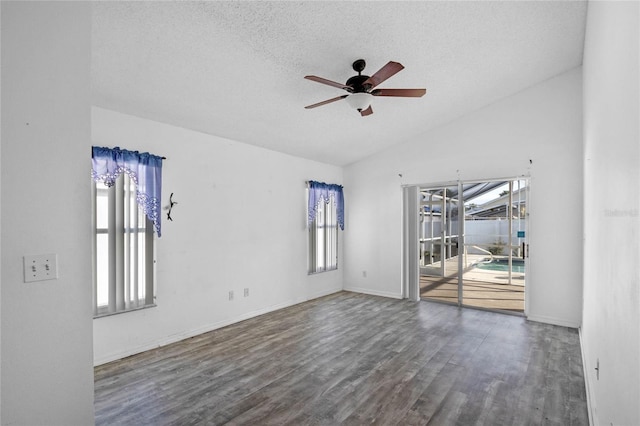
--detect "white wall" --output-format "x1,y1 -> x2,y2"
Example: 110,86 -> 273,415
344,67 -> 584,327
0,2 -> 3,420
1,2 -> 94,425
582,1 -> 640,425
92,107 -> 343,365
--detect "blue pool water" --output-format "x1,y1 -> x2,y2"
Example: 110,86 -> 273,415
475,258 -> 525,273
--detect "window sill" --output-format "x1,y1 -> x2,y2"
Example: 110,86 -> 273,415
308,268 -> 339,275
94,303 -> 157,319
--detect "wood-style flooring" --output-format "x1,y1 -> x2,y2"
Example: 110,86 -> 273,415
420,276 -> 525,313
94,291 -> 588,425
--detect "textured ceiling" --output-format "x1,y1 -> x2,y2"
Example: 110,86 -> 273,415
92,1 -> 587,166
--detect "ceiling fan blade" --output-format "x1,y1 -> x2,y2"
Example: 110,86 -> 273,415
304,75 -> 352,91
362,61 -> 404,89
305,95 -> 348,109
360,105 -> 373,116
371,88 -> 426,97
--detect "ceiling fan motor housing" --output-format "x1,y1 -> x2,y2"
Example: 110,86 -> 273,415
346,75 -> 371,93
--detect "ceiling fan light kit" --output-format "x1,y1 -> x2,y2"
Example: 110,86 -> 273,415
346,92 -> 373,112
304,59 -> 426,117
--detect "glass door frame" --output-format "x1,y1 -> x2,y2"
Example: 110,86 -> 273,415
408,176 -> 530,316
419,185 -> 460,280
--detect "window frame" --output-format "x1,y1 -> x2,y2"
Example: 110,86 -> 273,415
308,190 -> 339,274
91,173 -> 156,318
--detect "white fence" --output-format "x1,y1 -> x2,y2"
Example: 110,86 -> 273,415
421,218 -> 526,256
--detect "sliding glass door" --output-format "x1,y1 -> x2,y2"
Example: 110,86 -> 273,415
418,178 -> 528,314
460,179 -> 528,313
419,184 -> 461,305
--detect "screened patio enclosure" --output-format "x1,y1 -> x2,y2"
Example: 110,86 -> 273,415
417,179 -> 528,313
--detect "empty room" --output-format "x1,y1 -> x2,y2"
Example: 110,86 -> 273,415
1,1 -> 638,425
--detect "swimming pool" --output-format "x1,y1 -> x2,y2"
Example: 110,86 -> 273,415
475,258 -> 525,273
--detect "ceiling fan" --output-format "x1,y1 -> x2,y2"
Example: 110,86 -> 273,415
304,59 -> 426,117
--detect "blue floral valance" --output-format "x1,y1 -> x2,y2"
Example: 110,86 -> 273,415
91,146 -> 164,237
308,180 -> 344,230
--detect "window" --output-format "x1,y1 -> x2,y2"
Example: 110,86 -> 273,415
308,181 -> 344,274
309,196 -> 339,273
92,175 -> 155,316
91,146 -> 163,317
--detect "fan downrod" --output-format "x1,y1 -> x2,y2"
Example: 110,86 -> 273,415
347,59 -> 370,93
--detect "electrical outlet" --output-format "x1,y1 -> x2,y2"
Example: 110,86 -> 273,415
23,254 -> 58,282
244,288 -> 249,297
228,290 -> 234,301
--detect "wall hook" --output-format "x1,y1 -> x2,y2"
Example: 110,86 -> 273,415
165,193 -> 178,221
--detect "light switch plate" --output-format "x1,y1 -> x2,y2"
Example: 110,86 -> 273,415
23,254 -> 58,282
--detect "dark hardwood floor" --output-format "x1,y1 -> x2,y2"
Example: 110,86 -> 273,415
94,291 -> 588,425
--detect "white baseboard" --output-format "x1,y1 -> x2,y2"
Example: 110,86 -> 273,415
578,327 -> 595,426
343,285 -> 403,300
296,286 -> 343,304
94,287 -> 343,366
526,314 -> 581,329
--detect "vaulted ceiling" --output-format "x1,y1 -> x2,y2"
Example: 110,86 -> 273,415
92,1 -> 587,166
